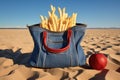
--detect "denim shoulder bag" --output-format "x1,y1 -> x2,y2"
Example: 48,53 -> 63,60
28,23 -> 87,68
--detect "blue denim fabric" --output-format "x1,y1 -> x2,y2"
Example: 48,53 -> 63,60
28,23 -> 87,68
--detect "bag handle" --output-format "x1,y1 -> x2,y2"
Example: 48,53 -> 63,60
43,30 -> 72,53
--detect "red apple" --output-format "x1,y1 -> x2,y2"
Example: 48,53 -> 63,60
89,53 -> 107,70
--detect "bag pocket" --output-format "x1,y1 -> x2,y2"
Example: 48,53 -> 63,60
43,30 -> 72,53
47,35 -> 67,49
42,51 -> 72,68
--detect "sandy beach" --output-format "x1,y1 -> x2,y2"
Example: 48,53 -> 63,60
0,28 -> 120,80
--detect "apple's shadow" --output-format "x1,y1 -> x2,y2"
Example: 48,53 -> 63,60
89,69 -> 109,80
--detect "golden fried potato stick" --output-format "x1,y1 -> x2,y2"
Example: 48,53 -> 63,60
62,8 -> 66,19
48,22 -> 53,31
58,7 -> 62,19
72,13 -> 77,26
51,5 -> 54,11
40,15 -> 45,28
59,19 -> 63,31
64,18 -> 69,30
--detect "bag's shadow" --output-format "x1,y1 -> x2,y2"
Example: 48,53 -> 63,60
0,48 -> 31,67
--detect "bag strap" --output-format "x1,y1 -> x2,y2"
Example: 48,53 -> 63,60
43,30 -> 72,53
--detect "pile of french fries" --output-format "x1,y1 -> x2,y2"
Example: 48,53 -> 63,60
40,5 -> 77,32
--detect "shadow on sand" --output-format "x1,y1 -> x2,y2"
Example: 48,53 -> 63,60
0,48 -> 31,66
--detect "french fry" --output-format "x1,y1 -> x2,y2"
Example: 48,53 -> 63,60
58,7 -> 62,18
40,15 -> 44,21
64,19 -> 69,30
48,23 -> 53,31
74,13 -> 77,25
65,13 -> 68,19
59,19 -> 63,31
51,5 -> 54,11
62,24 -> 66,31
54,15 -> 58,30
62,8 -> 66,19
52,16 -> 56,31
48,11 -> 51,17
40,15 -> 46,28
